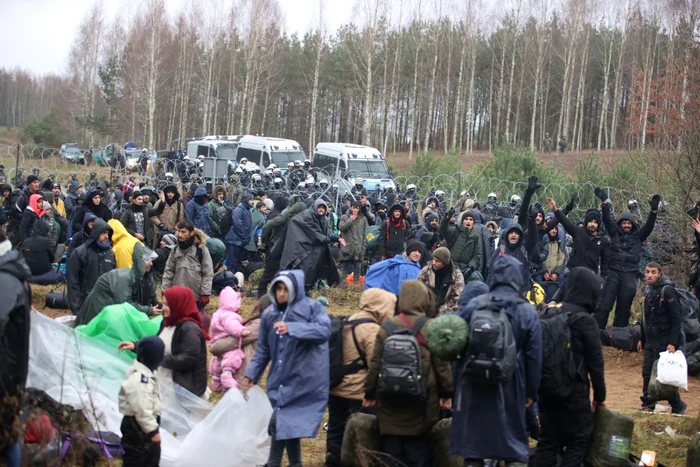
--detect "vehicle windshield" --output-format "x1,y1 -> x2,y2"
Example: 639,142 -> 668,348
272,150 -> 306,165
215,144 -> 237,161
66,148 -> 82,154
347,160 -> 389,178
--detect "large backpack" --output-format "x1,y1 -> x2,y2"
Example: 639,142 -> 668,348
219,207 -> 234,234
663,285 -> 700,340
462,295 -> 522,384
329,316 -> 375,389
364,225 -> 381,249
538,305 -> 583,399
376,314 -> 429,402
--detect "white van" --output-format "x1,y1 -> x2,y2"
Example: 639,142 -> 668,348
235,136 -> 306,172
186,136 -> 242,162
312,143 -> 392,189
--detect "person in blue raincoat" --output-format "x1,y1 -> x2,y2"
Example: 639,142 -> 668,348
451,255 -> 542,465
243,269 -> 331,467
363,239 -> 425,296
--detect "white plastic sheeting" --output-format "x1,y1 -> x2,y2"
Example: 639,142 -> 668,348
27,311 -> 272,464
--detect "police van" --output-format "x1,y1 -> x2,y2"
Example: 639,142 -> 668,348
186,136 -> 242,180
235,136 -> 306,172
312,143 -> 393,190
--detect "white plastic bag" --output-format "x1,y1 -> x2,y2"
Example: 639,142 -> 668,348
656,350 -> 688,390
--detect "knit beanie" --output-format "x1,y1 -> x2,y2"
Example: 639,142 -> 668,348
27,175 -> 39,185
432,247 -> 451,265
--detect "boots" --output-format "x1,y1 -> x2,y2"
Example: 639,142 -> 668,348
640,394 -> 655,412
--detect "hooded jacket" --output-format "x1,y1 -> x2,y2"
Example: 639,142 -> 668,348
247,206 -> 266,252
209,286 -> 244,343
268,196 -> 289,221
339,211 -> 369,261
260,202 -> 306,253
417,261 -> 465,315
21,219 -> 55,276
108,219 -> 143,269
64,181 -> 82,217
378,203 -> 408,258
71,188 -> 112,234
452,255 -> 542,463
19,193 -> 45,242
227,193 -> 253,247
331,288 -> 396,400
441,214 -> 482,275
245,270 -> 331,440
541,268 -> 606,412
490,223 -> 530,293
150,184 -> 185,235
76,243 -> 157,326
555,208 -> 610,276
602,204 -> 656,274
66,218 -> 116,314
0,249 -> 32,448
120,200 -> 157,248
279,200 -> 334,281
207,196 -> 228,238
364,280 -> 453,436
161,229 -> 214,300
66,212 -> 97,258
185,187 -> 211,235
642,275 -> 682,349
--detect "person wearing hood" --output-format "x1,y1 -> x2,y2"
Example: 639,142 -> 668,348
534,267 -> 606,467
546,197 -> 611,303
257,201 -> 307,296
339,201 -> 369,284
268,196 -> 289,221
489,222 -> 531,295
451,255 -> 542,465
120,190 -> 157,249
19,193 -> 45,242
66,218 -> 115,314
108,219 -> 143,269
243,270 -> 331,467
639,262 -> 686,413
118,336 -> 164,467
151,184 -> 185,242
595,189 -> 659,329
442,209 -> 483,280
417,247 -> 465,315
208,186 -> 229,240
67,212 -> 98,259
413,212 -> 441,252
71,188 -> 112,234
279,199 -> 341,291
21,219 -> 62,284
64,180 -> 83,218
326,288 -> 397,466
162,219 -> 214,308
378,203 -> 409,260
247,201 -> 267,259
0,228 -> 32,465
422,196 -> 440,222
226,191 -> 253,274
185,186 -> 211,235
153,233 -> 177,275
363,280 -> 453,467
76,244 -> 158,326
208,286 -> 248,392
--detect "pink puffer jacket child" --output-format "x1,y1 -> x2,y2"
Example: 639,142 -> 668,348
208,286 -> 248,391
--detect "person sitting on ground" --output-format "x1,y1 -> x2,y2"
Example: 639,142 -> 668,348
66,219 -> 115,315
118,336 -> 164,467
162,219 -> 214,312
243,270 -> 331,467
75,245 -> 159,326
19,193 -> 45,242
208,286 -> 249,392
534,267 -> 606,466
363,280 -> 453,467
416,247 -> 465,316
639,262 -> 686,414
21,219 -> 62,285
66,212 -> 97,258
326,288 -> 396,467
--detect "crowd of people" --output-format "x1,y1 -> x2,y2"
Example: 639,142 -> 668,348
0,164 -> 697,467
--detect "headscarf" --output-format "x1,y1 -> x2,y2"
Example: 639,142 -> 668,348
163,286 -> 210,340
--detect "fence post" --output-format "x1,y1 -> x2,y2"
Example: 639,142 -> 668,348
15,143 -> 20,182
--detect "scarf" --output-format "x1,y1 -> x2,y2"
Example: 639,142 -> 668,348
178,236 -> 195,250
95,239 -> 111,250
163,286 -> 210,340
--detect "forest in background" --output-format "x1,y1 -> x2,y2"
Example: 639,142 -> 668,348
0,0 -> 697,157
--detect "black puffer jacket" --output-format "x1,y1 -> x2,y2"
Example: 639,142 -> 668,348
642,275 -> 682,349
158,320 -> 208,397
555,209 -> 610,276
602,204 -> 656,274
541,267 -> 606,412
66,219 -> 116,313
21,219 -> 55,276
378,204 -> 409,258
0,249 -> 32,449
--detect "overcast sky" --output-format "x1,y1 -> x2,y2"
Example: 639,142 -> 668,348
0,0 -> 355,76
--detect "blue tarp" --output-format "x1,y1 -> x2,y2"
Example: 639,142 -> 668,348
364,255 -> 421,296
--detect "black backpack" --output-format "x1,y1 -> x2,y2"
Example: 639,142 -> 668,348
539,305 -> 583,399
662,285 -> 700,340
377,314 -> 429,402
329,316 -> 375,389
463,295 -> 521,384
219,207 -> 234,235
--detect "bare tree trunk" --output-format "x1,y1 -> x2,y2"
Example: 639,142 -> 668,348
609,29 -> 626,149
308,30 -> 323,152
408,30 -> 423,159
597,30 -> 613,151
